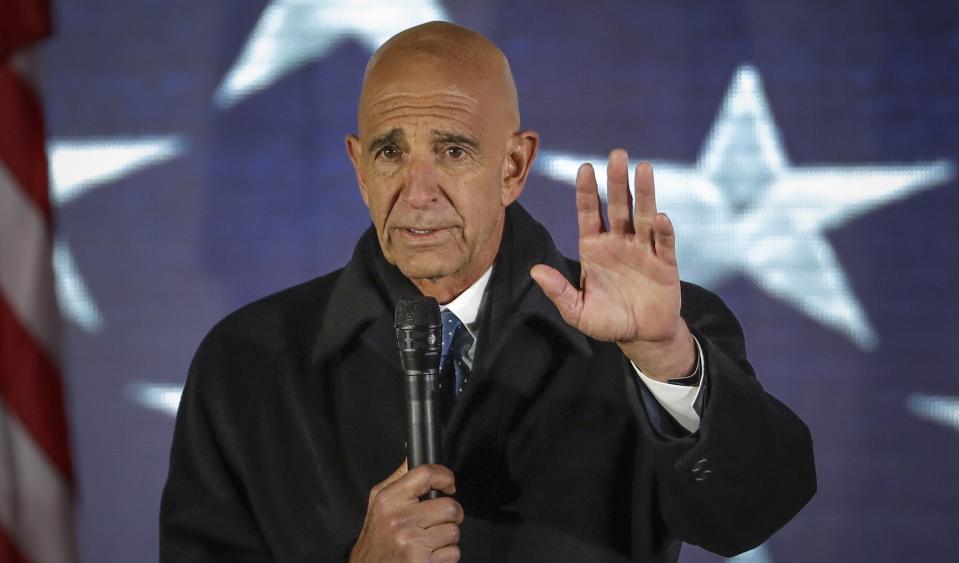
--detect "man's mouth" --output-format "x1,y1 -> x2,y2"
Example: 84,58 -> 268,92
392,226 -> 456,244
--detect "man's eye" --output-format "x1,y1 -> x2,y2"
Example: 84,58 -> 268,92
378,145 -> 401,160
446,146 -> 466,159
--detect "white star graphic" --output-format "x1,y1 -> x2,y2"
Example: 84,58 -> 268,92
52,239 -> 103,333
127,382 -> 183,417
729,544 -> 772,563
49,135 -> 187,332
49,136 -> 187,206
907,394 -> 959,433
534,65 -> 954,350
214,0 -> 449,108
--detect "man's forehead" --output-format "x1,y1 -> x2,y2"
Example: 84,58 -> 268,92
359,76 -> 492,138
364,85 -> 481,114
361,58 -> 486,111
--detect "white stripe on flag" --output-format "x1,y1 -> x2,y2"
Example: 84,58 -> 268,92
0,397 -> 77,563
0,161 -> 60,360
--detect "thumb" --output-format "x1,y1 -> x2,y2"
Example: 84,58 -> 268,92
530,264 -> 583,328
383,458 -> 409,488
366,459 -> 409,511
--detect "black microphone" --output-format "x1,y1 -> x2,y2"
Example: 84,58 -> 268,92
394,297 -> 443,497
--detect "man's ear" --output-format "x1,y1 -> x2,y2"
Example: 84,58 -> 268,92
501,129 -> 539,206
346,134 -> 370,207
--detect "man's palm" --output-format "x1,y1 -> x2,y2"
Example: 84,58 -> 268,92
531,149 -> 694,380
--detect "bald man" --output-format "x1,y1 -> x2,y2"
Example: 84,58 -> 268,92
161,22 -> 815,563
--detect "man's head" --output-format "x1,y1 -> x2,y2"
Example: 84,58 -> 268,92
346,21 -> 538,303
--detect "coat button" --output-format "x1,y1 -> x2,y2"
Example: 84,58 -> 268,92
690,457 -> 712,482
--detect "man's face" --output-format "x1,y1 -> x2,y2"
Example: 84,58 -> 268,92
347,58 -> 520,294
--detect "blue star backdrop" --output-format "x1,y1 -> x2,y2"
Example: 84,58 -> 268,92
40,1 -> 959,561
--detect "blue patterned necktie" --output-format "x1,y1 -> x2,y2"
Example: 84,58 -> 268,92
439,309 -> 474,416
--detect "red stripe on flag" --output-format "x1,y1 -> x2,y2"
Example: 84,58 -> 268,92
0,296 -> 73,485
1,2 -> 74,561
0,0 -> 52,58
0,64 -> 52,223
0,524 -> 30,563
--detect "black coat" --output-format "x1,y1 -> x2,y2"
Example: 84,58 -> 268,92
160,204 -> 815,562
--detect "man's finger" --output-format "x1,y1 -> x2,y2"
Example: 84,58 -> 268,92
429,545 -> 462,563
420,523 -> 461,552
606,149 -> 634,235
530,265 -> 584,329
576,163 -> 605,236
402,497 -> 464,529
633,161 -> 657,244
653,213 -> 677,267
380,464 -> 456,506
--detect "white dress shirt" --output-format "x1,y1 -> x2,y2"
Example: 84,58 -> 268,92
442,266 -> 704,433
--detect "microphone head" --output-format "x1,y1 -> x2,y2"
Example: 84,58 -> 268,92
394,296 -> 441,329
394,297 -> 442,375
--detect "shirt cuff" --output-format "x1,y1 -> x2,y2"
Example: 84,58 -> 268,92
630,336 -> 705,433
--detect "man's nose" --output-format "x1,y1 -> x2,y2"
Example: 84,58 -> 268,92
401,155 -> 442,208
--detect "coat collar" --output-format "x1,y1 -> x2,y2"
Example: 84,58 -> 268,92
311,203 -> 592,368
474,204 -> 593,373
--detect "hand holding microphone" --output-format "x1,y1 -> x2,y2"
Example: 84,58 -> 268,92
349,297 -> 463,562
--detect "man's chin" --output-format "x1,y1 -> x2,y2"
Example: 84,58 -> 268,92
396,261 -> 457,282
385,247 -> 471,288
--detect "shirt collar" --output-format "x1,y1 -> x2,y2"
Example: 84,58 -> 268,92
441,266 -> 492,337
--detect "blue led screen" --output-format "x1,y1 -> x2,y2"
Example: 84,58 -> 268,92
39,1 -> 959,561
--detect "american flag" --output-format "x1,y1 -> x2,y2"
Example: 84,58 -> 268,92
0,1 -> 78,561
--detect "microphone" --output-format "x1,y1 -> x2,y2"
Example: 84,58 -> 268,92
394,297 -> 443,497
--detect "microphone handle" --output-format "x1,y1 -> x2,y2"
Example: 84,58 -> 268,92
404,371 -> 442,499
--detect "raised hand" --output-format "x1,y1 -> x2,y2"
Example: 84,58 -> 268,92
530,149 -> 696,381
350,461 -> 463,563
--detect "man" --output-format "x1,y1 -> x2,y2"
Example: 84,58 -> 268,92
161,21 -> 815,562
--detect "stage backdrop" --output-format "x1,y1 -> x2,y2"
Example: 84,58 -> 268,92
39,1 -> 958,561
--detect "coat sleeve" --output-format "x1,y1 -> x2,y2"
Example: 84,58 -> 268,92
629,283 -> 817,557
159,339 -> 276,562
